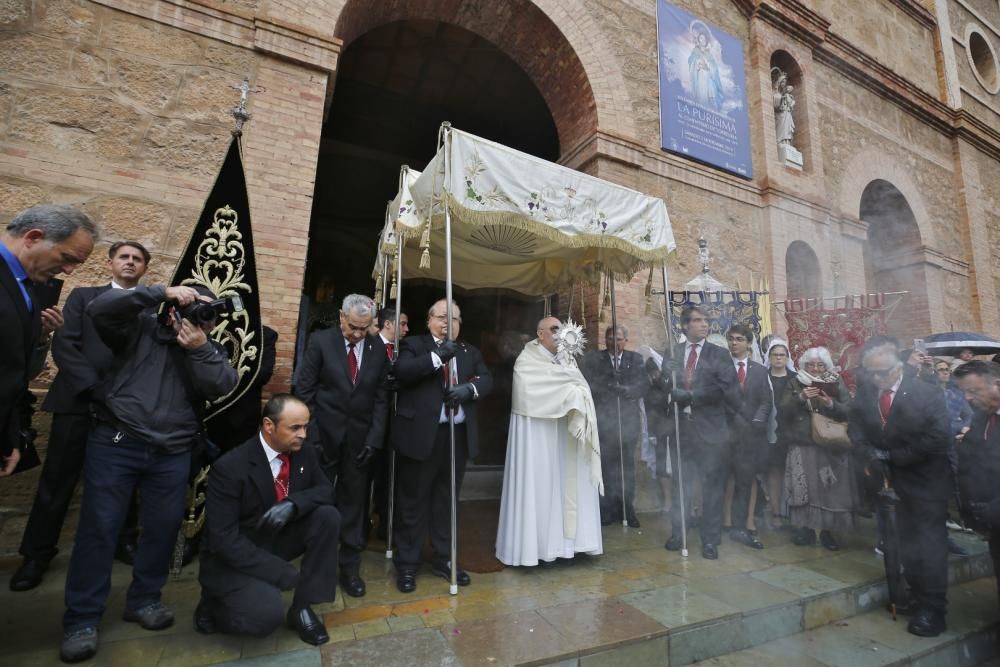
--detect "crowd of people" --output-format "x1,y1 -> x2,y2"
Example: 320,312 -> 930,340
3,203 -> 1000,662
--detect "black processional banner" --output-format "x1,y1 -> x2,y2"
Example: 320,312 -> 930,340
170,136 -> 262,421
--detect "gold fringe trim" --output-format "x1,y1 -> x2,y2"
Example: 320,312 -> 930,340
419,248 -> 430,269
389,277 -> 397,300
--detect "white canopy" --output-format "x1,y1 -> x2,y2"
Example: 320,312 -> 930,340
374,125 -> 674,297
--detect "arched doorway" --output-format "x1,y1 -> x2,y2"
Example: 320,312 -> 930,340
784,240 -> 821,300
859,179 -> 930,337
302,10 -> 596,466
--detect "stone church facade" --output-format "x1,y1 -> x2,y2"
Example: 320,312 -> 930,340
1,0 -> 998,392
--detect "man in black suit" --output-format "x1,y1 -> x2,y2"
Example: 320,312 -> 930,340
391,298 -> 492,593
296,293 -> 389,598
849,342 -> 953,637
724,324 -> 772,550
11,241 -> 150,592
658,306 -> 741,560
370,304 -> 408,540
1,204 -> 97,479
582,324 -> 648,527
953,361 -> 1000,609
197,394 -> 339,645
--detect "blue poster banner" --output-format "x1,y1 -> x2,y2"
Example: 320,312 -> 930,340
656,1 -> 753,179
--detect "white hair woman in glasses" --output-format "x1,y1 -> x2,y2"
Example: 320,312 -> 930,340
780,346 -> 859,550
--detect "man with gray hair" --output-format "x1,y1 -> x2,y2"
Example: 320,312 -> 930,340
296,293 -> 389,599
849,340 -> 953,637
1,204 -> 98,477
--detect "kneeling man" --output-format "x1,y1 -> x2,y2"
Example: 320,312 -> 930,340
496,317 -> 604,566
196,395 -> 340,646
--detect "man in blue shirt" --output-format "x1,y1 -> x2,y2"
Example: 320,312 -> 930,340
0,204 -> 97,477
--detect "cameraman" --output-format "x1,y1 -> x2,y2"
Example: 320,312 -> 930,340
60,284 -> 237,664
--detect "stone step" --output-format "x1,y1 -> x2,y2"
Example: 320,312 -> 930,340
538,532 -> 995,667
696,577 -> 999,667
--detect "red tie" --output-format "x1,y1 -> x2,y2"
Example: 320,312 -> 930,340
274,453 -> 290,502
987,414 -> 998,440
385,342 -> 394,361
878,389 -> 893,427
737,361 -> 746,390
347,342 -> 358,384
684,344 -> 699,389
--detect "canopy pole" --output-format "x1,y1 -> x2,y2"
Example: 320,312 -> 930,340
442,122 -> 459,596
386,240 -> 403,560
660,262 -> 688,558
608,276 -> 629,528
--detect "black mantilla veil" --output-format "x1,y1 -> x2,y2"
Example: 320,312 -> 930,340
170,135 -> 263,421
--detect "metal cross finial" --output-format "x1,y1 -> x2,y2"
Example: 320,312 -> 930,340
230,78 -> 255,136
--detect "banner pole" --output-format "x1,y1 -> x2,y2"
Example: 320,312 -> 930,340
386,237 -> 403,560
608,276 -> 629,528
660,262 -> 688,558
441,123 -> 459,596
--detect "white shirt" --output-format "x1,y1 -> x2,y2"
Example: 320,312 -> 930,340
258,433 -> 284,480
110,280 -> 137,291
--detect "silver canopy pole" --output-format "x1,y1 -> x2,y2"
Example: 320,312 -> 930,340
386,234 -> 403,560
660,262 -> 688,558
441,123 -> 459,596
608,276 -> 629,528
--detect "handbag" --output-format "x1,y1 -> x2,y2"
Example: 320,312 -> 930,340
808,399 -> 851,449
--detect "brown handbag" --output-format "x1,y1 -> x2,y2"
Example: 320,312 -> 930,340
808,400 -> 851,449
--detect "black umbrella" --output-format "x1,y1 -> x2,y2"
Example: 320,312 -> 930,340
875,483 -> 906,619
923,332 -> 1000,357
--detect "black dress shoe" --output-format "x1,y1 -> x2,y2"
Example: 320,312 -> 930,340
431,561 -> 471,586
730,528 -> 764,550
193,599 -> 217,634
625,506 -> 641,528
10,557 -> 49,592
702,543 -> 719,560
396,568 -> 417,593
819,530 -> 839,551
339,572 -> 366,598
907,610 -> 946,637
664,536 -> 683,551
792,528 -> 817,546
286,606 -> 329,646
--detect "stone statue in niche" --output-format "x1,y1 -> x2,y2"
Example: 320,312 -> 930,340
772,67 -> 803,168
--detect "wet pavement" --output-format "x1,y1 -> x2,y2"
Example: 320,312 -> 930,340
0,513 -> 994,666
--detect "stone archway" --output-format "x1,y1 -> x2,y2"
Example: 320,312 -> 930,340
785,240 -> 821,299
859,179 -> 931,337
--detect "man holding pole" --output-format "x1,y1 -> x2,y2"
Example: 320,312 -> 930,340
658,306 -> 740,560
583,325 -> 647,527
390,298 -> 492,593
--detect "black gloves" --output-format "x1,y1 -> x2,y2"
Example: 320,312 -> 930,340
865,449 -> 891,483
610,383 -> 630,397
670,388 -> 693,407
354,444 -> 376,467
437,340 -> 459,363
870,448 -> 892,461
445,383 -> 476,407
386,366 -> 400,392
967,501 -> 994,528
256,499 -> 296,535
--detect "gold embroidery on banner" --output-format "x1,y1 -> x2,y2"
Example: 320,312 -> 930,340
181,204 -> 259,409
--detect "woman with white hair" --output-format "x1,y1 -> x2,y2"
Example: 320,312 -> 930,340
780,346 -> 859,550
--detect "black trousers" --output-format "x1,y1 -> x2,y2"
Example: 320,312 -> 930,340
202,505 -> 341,637
730,433 -> 767,531
598,423 -> 638,519
897,489 -> 949,615
393,423 -> 468,569
19,412 -> 138,561
671,426 -> 729,546
329,444 -> 371,572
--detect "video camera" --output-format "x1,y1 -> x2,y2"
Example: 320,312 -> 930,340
178,295 -> 244,324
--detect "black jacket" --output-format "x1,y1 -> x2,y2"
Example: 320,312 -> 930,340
581,349 -> 648,443
42,285 -> 114,415
391,334 -> 493,461
0,257 -> 41,456
848,374 -> 953,501
728,358 -> 772,442
295,330 -> 389,458
956,408 -> 1000,531
199,435 -> 335,591
668,341 -> 742,449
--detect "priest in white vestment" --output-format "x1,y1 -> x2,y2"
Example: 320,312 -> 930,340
496,317 -> 604,566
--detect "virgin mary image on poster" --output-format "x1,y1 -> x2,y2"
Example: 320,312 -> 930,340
687,21 -> 724,112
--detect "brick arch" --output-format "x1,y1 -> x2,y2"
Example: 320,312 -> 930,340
836,147 -> 936,250
329,0 -> 634,152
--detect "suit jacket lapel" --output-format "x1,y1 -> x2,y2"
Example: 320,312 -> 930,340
248,439 -> 276,507
0,259 -> 31,345
329,333 -> 354,389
